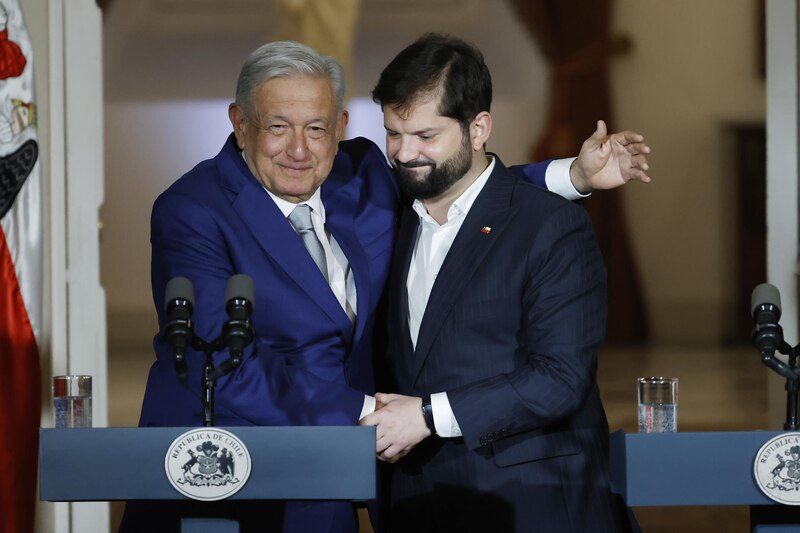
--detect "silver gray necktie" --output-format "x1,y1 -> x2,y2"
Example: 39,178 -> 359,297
288,204 -> 329,282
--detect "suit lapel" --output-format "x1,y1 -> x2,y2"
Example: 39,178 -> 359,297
410,164 -> 520,383
217,137 -> 352,342
323,173 -> 368,347
391,207 -> 420,366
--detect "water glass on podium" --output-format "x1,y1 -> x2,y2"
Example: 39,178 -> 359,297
53,375 -> 92,428
637,376 -> 678,433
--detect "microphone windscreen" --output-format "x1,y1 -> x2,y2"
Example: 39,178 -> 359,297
165,277 -> 195,310
751,282 -> 782,316
226,274 -> 255,307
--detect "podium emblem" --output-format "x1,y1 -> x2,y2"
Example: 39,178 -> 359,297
165,428 -> 252,501
754,433 -> 800,505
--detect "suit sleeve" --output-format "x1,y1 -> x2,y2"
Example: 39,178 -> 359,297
507,161 -> 550,190
150,191 -> 366,427
446,202 -> 607,449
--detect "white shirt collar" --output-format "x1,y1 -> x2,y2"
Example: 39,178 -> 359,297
242,150 -> 326,221
411,156 -> 496,225
263,185 -> 326,222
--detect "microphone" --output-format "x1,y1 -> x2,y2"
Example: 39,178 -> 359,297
164,277 -> 195,385
212,274 -> 255,380
751,282 -> 784,357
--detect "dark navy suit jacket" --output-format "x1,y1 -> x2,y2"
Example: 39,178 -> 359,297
385,159 -> 630,532
123,135 -> 553,533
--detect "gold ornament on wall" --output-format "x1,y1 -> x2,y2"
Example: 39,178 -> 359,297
275,0 -> 361,99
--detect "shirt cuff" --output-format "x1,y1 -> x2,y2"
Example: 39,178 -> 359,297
359,395 -> 376,420
431,392 -> 462,438
545,157 -> 590,201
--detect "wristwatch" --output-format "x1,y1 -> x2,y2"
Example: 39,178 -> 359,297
421,396 -> 436,435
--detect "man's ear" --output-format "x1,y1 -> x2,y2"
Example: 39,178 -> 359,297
336,110 -> 349,140
229,103 -> 246,149
470,111 -> 492,151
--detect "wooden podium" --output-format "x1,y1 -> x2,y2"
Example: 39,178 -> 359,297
40,426 -> 376,532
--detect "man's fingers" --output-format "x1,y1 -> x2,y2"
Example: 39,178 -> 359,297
376,433 -> 390,454
594,119 -> 608,139
623,141 -> 651,156
626,153 -> 650,169
375,392 -> 396,404
378,442 -> 400,462
378,443 -> 412,463
613,131 -> 645,146
360,412 -> 378,426
627,167 -> 652,183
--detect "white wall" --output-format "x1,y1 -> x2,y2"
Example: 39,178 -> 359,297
765,0 -> 799,428
103,99 -> 232,332
612,0 -> 766,343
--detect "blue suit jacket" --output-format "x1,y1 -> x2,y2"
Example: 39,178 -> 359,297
141,134 -> 399,428
384,159 -> 630,532
129,135 -> 552,533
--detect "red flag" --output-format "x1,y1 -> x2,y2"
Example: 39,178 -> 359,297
0,2 -> 42,531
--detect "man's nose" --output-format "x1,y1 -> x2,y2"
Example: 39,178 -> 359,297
286,128 -> 309,159
393,136 -> 419,164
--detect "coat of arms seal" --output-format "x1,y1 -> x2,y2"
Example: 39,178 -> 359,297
754,432 -> 800,505
165,428 -> 252,501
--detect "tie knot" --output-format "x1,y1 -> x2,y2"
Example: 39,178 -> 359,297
288,204 -> 314,232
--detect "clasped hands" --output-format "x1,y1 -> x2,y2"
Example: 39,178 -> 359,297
359,392 -> 431,463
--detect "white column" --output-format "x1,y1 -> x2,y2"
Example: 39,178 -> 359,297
64,0 -> 108,531
29,0 -> 107,531
766,0 -> 800,429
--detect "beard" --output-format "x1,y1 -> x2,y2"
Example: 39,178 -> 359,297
392,132 -> 472,200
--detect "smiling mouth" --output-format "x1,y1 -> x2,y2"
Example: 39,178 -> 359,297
281,165 -> 313,174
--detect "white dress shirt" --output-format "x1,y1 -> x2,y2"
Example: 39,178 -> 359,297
405,157 -> 495,437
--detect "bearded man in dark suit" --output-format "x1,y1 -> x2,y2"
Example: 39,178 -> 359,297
362,33 -> 636,533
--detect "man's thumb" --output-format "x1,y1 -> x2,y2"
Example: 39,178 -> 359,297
593,119 -> 608,140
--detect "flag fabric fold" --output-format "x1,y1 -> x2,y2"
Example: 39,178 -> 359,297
0,1 -> 42,531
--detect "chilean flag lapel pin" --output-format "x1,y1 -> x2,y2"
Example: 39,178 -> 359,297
481,226 -> 492,235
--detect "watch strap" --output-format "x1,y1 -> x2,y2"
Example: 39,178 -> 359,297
421,396 -> 436,435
